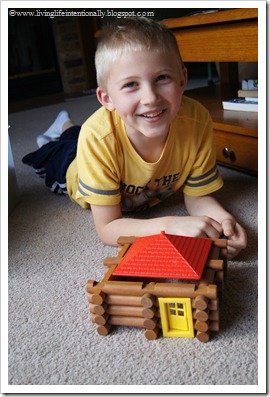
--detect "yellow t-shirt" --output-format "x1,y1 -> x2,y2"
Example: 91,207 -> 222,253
66,96 -> 223,210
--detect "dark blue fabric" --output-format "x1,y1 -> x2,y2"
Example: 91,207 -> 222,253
22,126 -> 81,193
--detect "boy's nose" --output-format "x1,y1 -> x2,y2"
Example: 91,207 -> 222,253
140,84 -> 160,105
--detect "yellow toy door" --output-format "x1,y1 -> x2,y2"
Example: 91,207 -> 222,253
158,298 -> 194,338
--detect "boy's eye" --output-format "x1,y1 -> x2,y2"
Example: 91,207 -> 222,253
156,74 -> 170,82
123,82 -> 137,89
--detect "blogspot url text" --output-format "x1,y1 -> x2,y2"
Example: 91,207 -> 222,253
9,9 -> 156,18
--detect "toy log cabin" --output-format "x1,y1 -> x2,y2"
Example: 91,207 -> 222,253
86,231 -> 227,343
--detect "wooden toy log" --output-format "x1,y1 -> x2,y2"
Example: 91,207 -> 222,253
206,259 -> 224,270
90,303 -> 107,315
153,298 -> 160,307
208,299 -> 219,311
91,313 -> 109,325
141,293 -> 155,308
125,282 -> 216,299
103,266 -> 119,283
208,245 -> 220,260
87,290 -> 106,305
144,282 -> 196,297
118,243 -> 132,257
117,236 -> 137,245
192,310 -> 212,321
86,280 -> 217,299
209,310 -> 219,321
145,328 -> 159,340
108,315 -> 156,329
103,257 -> 121,266
87,293 -> 96,304
142,307 -> 156,319
194,320 -> 209,332
105,294 -> 144,306
196,285 -> 217,299
97,324 -> 111,336
155,308 -> 161,318
199,268 -> 215,285
104,243 -> 131,266
212,238 -> 227,248
116,236 -> 225,248
209,320 -> 219,332
194,308 -> 209,322
106,304 -> 155,319
215,270 -> 224,283
196,330 -> 210,343
193,295 -> 208,310
86,280 -> 96,293
87,280 -> 145,295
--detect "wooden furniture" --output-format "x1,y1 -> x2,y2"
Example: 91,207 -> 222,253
162,9 -> 258,174
186,85 -> 258,174
51,18 -> 97,95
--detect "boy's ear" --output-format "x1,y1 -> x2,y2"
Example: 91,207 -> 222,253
96,87 -> 115,111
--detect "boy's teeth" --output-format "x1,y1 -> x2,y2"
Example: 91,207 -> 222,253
143,111 -> 162,118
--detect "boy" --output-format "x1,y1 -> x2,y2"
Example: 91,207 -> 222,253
23,17 -> 247,259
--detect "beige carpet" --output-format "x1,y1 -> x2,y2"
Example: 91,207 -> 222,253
7,94 -> 259,389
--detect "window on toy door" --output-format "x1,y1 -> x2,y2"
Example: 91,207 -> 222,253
169,303 -> 176,315
169,302 -> 184,317
177,303 -> 184,316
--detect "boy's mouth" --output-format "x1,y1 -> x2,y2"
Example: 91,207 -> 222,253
138,109 -> 165,119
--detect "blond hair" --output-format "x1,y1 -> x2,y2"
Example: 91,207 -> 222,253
95,17 -> 184,89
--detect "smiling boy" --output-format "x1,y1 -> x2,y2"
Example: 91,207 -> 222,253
23,17 -> 247,259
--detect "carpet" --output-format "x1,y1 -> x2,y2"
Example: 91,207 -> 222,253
6,94 -> 259,391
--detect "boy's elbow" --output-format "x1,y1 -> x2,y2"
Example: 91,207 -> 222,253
96,226 -> 119,247
99,235 -> 118,247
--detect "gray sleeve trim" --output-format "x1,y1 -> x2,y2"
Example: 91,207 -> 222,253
79,178 -> 120,196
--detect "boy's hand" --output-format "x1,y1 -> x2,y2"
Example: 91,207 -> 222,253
172,216 -> 223,239
221,219 -> 247,259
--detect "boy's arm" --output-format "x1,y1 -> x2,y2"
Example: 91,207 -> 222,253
184,194 -> 247,259
91,195 -> 247,259
90,202 -> 225,247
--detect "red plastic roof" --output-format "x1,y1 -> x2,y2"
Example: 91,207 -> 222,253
112,232 -> 212,280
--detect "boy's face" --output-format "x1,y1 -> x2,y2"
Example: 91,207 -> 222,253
97,49 -> 187,142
